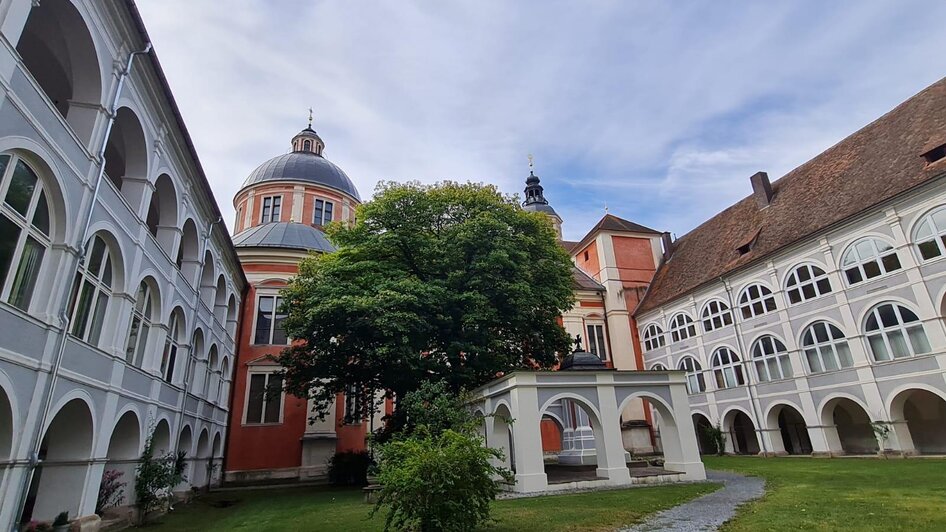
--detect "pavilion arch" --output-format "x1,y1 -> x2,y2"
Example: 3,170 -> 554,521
26,396 -> 95,521
618,391 -> 688,466
489,403 -> 514,471
103,106 -> 148,200
764,402 -> 813,455
887,385 -> 946,454
226,294 -> 238,337
199,250 -> 216,308
214,275 -> 228,324
146,174 -> 179,256
539,392 -> 609,471
721,406 -> 760,455
819,394 -> 878,454
178,219 -> 201,286
16,0 -> 104,147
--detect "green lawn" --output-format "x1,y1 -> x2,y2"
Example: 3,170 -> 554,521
705,455 -> 946,531
146,482 -> 717,531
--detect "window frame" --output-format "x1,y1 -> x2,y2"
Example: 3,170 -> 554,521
913,205 -> 946,262
668,312 -> 697,343
840,237 -> 902,286
125,280 -> 155,368
738,283 -> 777,320
784,263 -> 832,305
161,312 -> 183,383
69,234 -> 113,346
585,321 -> 608,360
678,355 -> 706,394
700,299 -> 733,332
711,347 -> 745,389
243,370 -> 285,425
863,303 -> 930,362
252,292 -> 289,346
260,195 -> 282,224
800,321 -> 853,374
0,153 -> 52,312
751,335 -> 792,382
642,323 -> 666,351
313,198 -> 334,226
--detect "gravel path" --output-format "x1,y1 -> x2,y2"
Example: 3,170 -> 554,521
620,471 -> 764,532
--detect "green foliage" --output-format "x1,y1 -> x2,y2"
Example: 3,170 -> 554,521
377,380 -> 478,442
701,422 -> 727,456
276,181 -> 575,423
372,428 -> 514,532
328,450 -> 373,486
135,428 -> 187,524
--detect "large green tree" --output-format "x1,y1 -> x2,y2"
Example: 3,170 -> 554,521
276,181 -> 575,424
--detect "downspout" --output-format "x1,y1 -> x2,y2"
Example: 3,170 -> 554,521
12,42 -> 152,528
721,276 -> 769,456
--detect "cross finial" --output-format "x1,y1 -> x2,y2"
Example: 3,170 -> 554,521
307,107 -> 313,128
605,203 -> 609,214
528,153 -> 534,174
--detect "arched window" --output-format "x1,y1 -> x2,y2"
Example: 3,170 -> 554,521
668,313 -> 697,343
864,303 -> 930,361
302,139 -> 312,152
678,356 -> 705,394
161,311 -> 184,383
701,299 -> 733,332
69,234 -> 113,345
650,363 -> 667,371
711,347 -> 744,389
125,281 -> 155,367
785,264 -> 832,304
801,321 -> 853,373
205,345 -> 218,398
0,153 -> 51,311
642,323 -> 665,351
913,206 -> 946,260
738,283 -> 777,319
751,335 -> 792,382
841,238 -> 901,285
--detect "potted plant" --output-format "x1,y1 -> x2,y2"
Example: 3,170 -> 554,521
51,512 -> 69,532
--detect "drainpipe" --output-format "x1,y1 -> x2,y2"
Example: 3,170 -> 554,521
721,277 -> 769,456
12,43 -> 152,528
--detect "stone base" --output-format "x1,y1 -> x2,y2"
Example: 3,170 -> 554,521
621,422 -> 655,454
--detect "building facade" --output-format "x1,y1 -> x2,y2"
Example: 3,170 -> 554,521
0,0 -> 244,527
223,125 -> 382,484
635,78 -> 946,456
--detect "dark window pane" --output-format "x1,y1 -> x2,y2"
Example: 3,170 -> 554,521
255,296 -> 274,344
264,374 -> 283,423
9,235 -> 44,310
882,253 -> 901,272
87,237 -> 106,278
814,323 -> 829,343
247,374 -> 265,423
31,190 -> 49,235
865,313 -> 878,331
71,280 -> 94,337
816,278 -> 831,294
802,284 -> 816,300
273,296 -> 288,344
918,240 -> 941,260
788,289 -> 801,304
863,260 -> 882,279
796,267 -> 811,282
846,268 -> 862,285
4,160 -> 37,216
764,298 -> 777,312
0,214 -> 21,288
325,202 -> 333,222
878,305 -> 898,327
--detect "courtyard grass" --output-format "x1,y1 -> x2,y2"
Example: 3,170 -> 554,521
145,482 -> 717,531
705,455 -> 946,531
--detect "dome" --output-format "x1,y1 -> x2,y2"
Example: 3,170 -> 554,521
523,202 -> 559,216
241,151 -> 361,201
232,222 -> 335,253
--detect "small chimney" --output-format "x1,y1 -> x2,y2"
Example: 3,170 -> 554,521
661,231 -> 674,261
750,171 -> 773,208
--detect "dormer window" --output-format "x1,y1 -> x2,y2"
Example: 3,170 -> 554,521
923,143 -> 946,165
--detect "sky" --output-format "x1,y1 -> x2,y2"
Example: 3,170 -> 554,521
136,1 -> 946,241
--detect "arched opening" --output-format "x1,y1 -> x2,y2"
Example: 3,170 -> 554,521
767,404 -> 812,455
22,398 -> 94,523
153,419 -> 172,456
210,432 -> 222,485
205,345 -> 219,400
226,294 -> 238,338
0,384 -> 13,461
103,107 -> 148,202
146,174 -> 178,256
540,413 -> 564,454
218,357 -> 230,405
161,308 -> 185,383
890,389 -> 946,454
542,398 -> 612,485
724,410 -> 760,455
199,251 -> 216,309
16,0 -> 102,147
188,329 -> 205,395
193,429 -> 210,487
490,404 -> 513,473
692,413 -> 716,455
823,398 -> 877,454
104,410 -> 140,508
213,276 -> 227,324
177,219 -> 200,286
177,425 -> 193,490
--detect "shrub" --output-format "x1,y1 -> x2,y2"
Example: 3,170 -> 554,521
373,428 -> 513,532
135,429 -> 187,524
96,469 -> 126,515
701,422 -> 727,456
328,450 -> 373,486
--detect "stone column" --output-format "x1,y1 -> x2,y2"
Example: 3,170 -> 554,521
509,382 -> 547,493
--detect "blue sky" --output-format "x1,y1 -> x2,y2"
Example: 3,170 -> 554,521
137,1 -> 946,241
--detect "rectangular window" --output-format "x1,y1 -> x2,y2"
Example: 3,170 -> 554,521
260,196 -> 282,223
245,372 -> 283,424
586,323 -> 607,360
344,384 -> 362,424
254,295 -> 288,345
314,199 -> 334,226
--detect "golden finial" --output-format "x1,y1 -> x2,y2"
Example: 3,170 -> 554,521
307,107 -> 313,128
528,153 -> 534,173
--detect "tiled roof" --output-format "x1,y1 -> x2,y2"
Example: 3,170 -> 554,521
571,214 -> 661,255
572,266 -> 605,292
561,240 -> 580,254
637,77 -> 946,314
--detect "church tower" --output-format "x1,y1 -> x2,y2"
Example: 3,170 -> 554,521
521,157 -> 563,239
